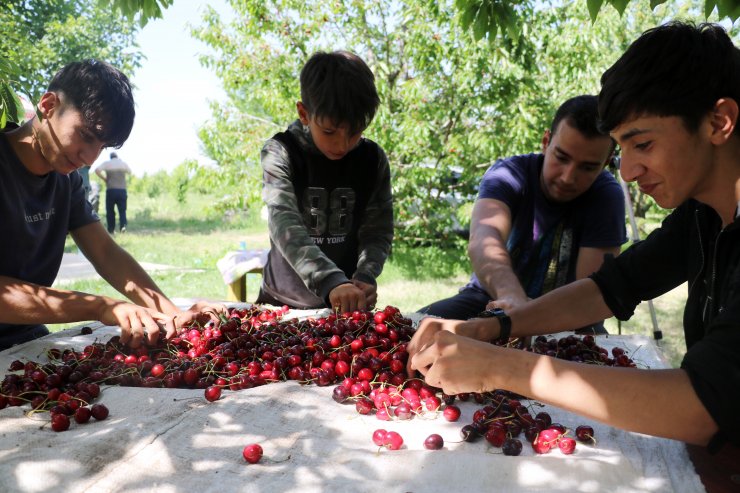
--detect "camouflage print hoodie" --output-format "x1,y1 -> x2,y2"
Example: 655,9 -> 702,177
259,120 -> 394,309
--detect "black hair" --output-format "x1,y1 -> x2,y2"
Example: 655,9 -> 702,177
599,21 -> 740,135
550,95 -> 607,139
299,51 -> 380,136
47,59 -> 135,148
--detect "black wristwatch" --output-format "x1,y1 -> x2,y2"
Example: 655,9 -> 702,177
475,308 -> 512,343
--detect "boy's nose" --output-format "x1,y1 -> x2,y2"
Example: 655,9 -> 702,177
80,144 -> 103,166
619,155 -> 643,182
336,137 -> 349,154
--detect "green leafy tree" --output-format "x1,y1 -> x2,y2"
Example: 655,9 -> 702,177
0,0 -> 143,127
106,0 -> 175,26
192,0 -> 696,248
455,0 -> 740,41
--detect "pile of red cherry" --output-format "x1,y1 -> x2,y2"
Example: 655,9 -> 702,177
359,388 -> 598,456
454,389 -> 596,456
0,305 -> 634,463
0,305 -> 415,433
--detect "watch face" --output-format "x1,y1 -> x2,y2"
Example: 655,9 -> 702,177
474,308 -> 505,319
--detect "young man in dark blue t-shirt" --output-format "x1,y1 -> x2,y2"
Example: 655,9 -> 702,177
420,96 -> 626,329
0,60 -> 222,351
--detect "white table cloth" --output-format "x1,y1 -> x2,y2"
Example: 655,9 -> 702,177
0,319 -> 705,493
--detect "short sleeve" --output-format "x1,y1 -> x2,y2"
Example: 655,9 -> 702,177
477,154 -> 534,214
68,170 -> 99,231
577,171 -> 627,248
589,204 -> 691,320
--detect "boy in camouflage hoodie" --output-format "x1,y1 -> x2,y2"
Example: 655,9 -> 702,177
257,51 -> 393,313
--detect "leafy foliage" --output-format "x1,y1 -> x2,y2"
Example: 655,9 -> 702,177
106,0 -> 175,26
456,0 -> 740,38
0,0 -> 143,127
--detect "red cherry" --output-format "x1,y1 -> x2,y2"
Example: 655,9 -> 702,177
332,385 -> 349,404
355,398 -> 374,415
89,404 -> 109,421
204,385 -> 222,402
51,413 -> 70,432
538,428 -> 561,449
502,438 -> 523,456
424,396 -> 441,411
372,429 -> 388,446
442,405 -> 461,422
242,443 -> 263,464
531,436 -> 551,454
150,364 -> 166,378
424,434 -> 444,450
575,425 -> 595,443
357,368 -> 374,381
334,360 -> 349,376
485,426 -> 506,447
383,431 -> 404,450
558,437 -> 577,455
74,406 -> 92,424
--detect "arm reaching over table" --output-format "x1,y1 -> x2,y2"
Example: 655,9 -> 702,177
411,329 -> 718,445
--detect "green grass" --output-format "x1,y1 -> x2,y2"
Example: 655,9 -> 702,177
53,188 -> 688,368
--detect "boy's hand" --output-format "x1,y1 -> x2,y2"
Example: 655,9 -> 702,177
174,301 -> 228,331
351,279 -> 377,309
329,283 -> 366,313
99,300 -> 175,349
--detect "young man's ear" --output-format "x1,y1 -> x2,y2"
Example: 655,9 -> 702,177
709,97 -> 739,145
296,101 -> 310,126
37,92 -> 60,120
541,129 -> 551,154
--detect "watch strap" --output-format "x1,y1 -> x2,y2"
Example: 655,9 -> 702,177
475,308 -> 512,342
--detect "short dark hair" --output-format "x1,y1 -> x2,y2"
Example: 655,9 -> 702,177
599,22 -> 740,135
550,95 -> 607,139
299,51 -> 380,136
48,59 -> 135,148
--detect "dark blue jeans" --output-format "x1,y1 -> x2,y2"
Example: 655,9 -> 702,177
418,286 -> 491,320
106,188 -> 128,233
418,286 -> 607,334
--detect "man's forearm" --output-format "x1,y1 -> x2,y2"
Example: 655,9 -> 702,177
93,249 -> 179,315
460,278 -> 612,340
0,276 -> 109,324
489,347 -> 717,445
469,237 -> 527,301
